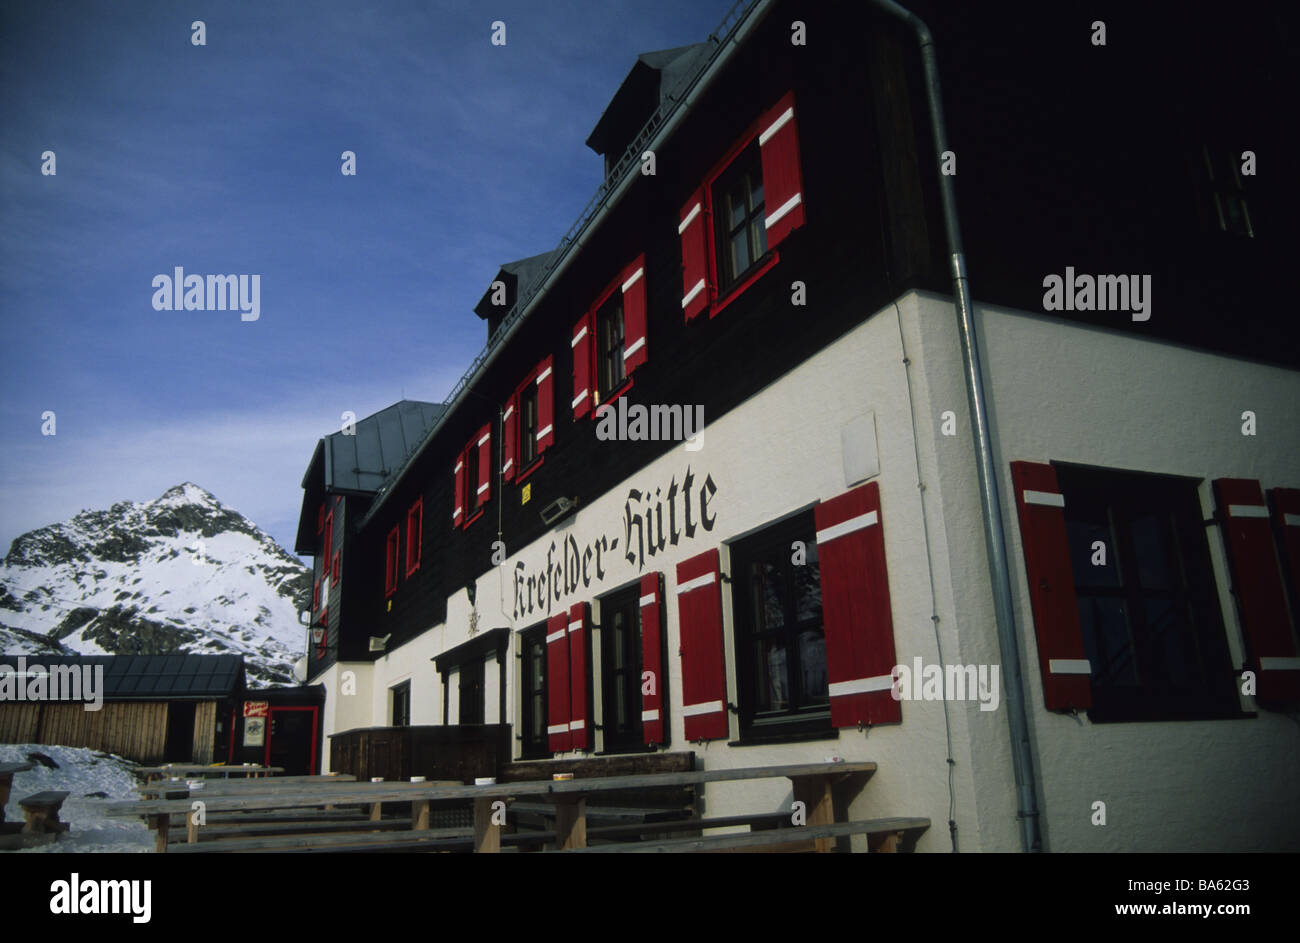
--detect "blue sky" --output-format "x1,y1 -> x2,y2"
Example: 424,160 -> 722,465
0,0 -> 727,559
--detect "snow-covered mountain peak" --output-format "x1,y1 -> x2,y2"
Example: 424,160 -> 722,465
0,484 -> 310,685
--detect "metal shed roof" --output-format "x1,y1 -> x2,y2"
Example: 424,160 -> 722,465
0,654 -> 246,700
318,399 -> 445,494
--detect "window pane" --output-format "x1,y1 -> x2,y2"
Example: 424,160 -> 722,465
728,183 -> 747,229
752,217 -> 767,260
798,628 -> 828,703
755,637 -> 790,712
750,175 -> 763,214
1078,595 -> 1138,686
1130,513 -> 1175,590
795,542 -> 821,622
730,230 -> 750,279
1136,596 -> 1198,687
1066,515 -> 1122,588
749,560 -> 785,633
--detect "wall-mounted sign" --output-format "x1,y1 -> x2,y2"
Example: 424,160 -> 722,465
511,463 -> 718,620
243,700 -> 269,718
243,716 -> 266,747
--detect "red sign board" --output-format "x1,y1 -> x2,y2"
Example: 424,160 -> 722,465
243,701 -> 269,718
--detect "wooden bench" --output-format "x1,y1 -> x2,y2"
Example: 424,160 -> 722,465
136,764 -> 284,782
0,762 -> 34,823
561,817 -> 932,853
20,791 -> 70,834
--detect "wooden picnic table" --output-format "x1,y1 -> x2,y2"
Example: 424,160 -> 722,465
135,764 -> 285,782
137,773 -> 357,798
105,761 -> 879,853
0,762 -> 35,823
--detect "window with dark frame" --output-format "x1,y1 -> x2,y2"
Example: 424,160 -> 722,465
384,526 -> 400,597
405,498 -> 422,576
712,142 -> 768,293
391,680 -> 411,727
519,379 -> 538,469
519,624 -> 549,759
1199,145 -> 1253,238
595,291 -> 625,401
1056,465 -> 1238,721
599,584 -> 643,753
729,511 -> 830,739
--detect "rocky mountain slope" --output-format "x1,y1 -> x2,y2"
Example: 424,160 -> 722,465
0,483 -> 310,685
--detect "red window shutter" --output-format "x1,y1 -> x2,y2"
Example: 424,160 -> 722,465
814,482 -> 901,727
1215,479 -> 1300,703
1271,488 -> 1300,606
503,394 -> 518,481
317,503 -> 324,534
757,91 -> 806,248
571,312 -> 593,419
312,578 -> 320,613
679,188 -> 710,322
621,253 -> 648,374
546,612 -> 571,752
675,548 -> 728,741
1010,461 -> 1092,711
568,602 -> 591,750
332,551 -> 340,584
452,449 -> 465,527
323,511 -> 333,558
639,572 -> 667,745
475,424 -> 492,508
536,355 -> 555,452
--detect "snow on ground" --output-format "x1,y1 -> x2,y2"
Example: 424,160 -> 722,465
2,744 -> 152,853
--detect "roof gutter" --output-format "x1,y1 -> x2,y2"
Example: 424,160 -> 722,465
866,0 -> 1042,853
362,0 -> 775,528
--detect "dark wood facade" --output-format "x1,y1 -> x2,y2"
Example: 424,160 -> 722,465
305,0 -> 1295,675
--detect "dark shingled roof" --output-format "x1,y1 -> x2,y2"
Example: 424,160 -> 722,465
319,399 -> 446,494
473,250 -> 562,322
0,654 -> 246,700
586,42 -> 714,157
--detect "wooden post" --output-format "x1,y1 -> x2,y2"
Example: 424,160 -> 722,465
553,796 -> 587,850
149,814 -> 170,854
870,830 -> 904,853
411,799 -> 430,831
791,775 -> 836,853
187,808 -> 200,844
473,797 -> 500,853
369,801 -> 383,822
0,772 -> 13,823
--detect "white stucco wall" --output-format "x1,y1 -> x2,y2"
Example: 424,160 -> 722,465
907,289 -> 1300,852
311,288 -> 1299,852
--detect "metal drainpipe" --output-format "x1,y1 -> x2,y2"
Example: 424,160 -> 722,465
867,0 -> 1042,853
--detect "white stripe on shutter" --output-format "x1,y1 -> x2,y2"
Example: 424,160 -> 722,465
677,203 -> 702,234
676,572 -> 716,594
1228,504 -> 1269,518
764,193 -> 802,229
680,700 -> 723,717
1260,657 -> 1300,671
815,511 -> 878,545
828,674 -> 894,697
535,425 -> 552,441
621,267 -> 644,293
1049,658 -> 1091,675
1024,490 -> 1064,508
681,279 -> 706,308
758,106 -> 794,146
570,326 -> 588,348
623,336 -> 646,362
